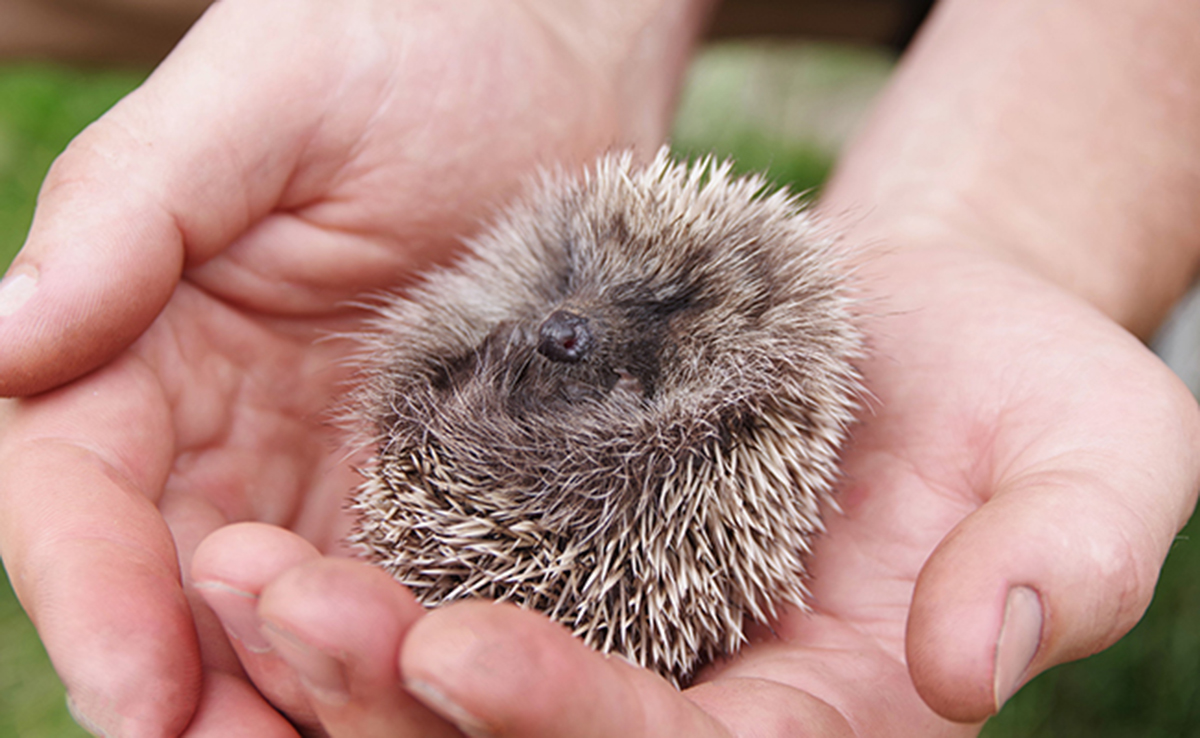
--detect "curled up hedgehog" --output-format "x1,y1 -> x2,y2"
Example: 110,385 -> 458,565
347,150 -> 864,687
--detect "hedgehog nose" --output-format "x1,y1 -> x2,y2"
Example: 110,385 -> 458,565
537,310 -> 593,363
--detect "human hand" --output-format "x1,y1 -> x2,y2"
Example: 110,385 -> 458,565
5,0 -> 1199,734
0,0 -> 706,734
184,0 -> 1200,734
187,232 -> 1199,738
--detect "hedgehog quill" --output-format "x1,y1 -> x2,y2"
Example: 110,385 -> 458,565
347,151 -> 864,687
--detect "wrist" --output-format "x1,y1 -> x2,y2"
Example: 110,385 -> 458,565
517,0 -> 715,152
820,0 -> 1200,338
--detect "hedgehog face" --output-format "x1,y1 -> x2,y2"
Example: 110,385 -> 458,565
426,202 -> 786,425
460,270 -> 708,418
349,151 -> 864,687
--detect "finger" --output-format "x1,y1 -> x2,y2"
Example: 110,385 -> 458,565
180,671 -> 301,738
700,612 -> 966,737
192,523 -> 324,728
191,523 -> 324,656
686,677 -> 856,738
0,357 -> 199,736
255,557 -> 460,738
400,601 -> 730,738
907,364 -> 1200,722
0,0 -> 349,396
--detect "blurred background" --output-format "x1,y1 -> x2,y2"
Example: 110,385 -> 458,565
1,5 -> 1199,737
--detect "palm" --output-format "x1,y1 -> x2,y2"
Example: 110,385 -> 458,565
116,0 -> 625,545
687,247 -> 1195,735
136,282 -> 353,538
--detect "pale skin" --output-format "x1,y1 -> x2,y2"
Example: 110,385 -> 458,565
1,0 -> 1199,736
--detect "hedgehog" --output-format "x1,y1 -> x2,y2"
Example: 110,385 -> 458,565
346,149 -> 864,687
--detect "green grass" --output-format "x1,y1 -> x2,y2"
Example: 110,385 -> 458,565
670,41 -> 892,196
0,64 -> 144,266
2,49 -> 1199,737
0,570 -> 90,738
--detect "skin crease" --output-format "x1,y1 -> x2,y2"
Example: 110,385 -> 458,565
0,0 -> 1199,737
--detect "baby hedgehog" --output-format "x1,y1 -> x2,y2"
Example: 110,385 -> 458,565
348,150 -> 863,687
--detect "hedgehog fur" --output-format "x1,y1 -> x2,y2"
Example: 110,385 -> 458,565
347,150 -> 864,687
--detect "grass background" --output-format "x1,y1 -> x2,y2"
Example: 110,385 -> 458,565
1,44 -> 1198,737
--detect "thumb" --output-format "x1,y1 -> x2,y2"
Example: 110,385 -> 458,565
0,153 -> 184,396
908,489 -> 1160,723
906,377 -> 1200,722
0,0 -> 342,397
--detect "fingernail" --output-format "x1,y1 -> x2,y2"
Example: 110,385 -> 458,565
193,581 -> 273,653
0,264 -> 37,317
405,678 -> 493,738
262,620 -> 351,706
66,692 -> 116,737
993,585 -> 1043,710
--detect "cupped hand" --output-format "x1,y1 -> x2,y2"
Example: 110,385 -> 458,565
0,0 -> 704,734
3,0 -> 1198,735
192,0 -> 1199,732
191,229 -> 1200,738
